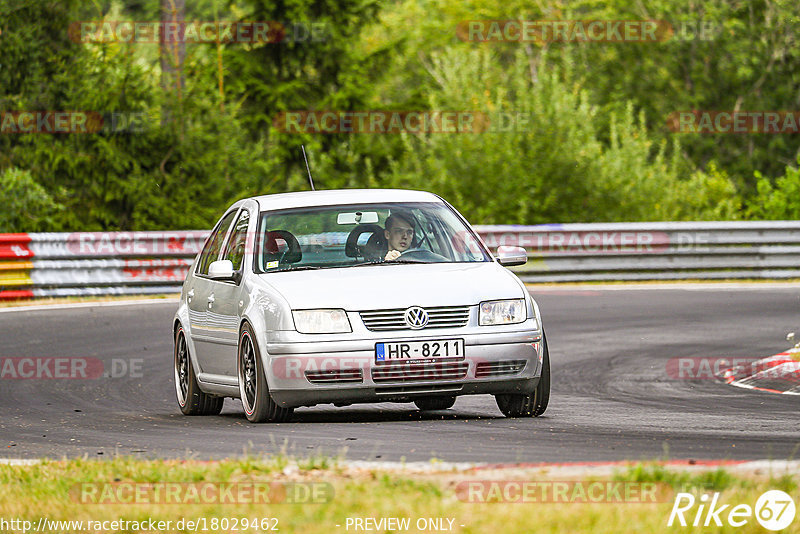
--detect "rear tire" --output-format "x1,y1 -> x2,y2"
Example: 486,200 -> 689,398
238,323 -> 293,423
414,396 -> 456,411
174,327 -> 224,416
495,332 -> 550,418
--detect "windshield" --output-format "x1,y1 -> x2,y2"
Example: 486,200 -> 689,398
254,202 -> 491,272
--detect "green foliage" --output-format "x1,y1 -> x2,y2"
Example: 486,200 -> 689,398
668,163 -> 742,221
544,0 -> 800,189
747,161 -> 800,220
1,0 -> 279,230
2,0 -> 799,230
334,48 -> 740,223
0,168 -> 64,232
0,0 -> 380,231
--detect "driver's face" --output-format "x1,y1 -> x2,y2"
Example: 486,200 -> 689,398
385,221 -> 414,252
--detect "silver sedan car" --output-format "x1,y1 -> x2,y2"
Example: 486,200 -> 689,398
173,189 -> 549,422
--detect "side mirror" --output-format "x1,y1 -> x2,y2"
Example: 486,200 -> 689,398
496,246 -> 528,267
208,259 -> 236,281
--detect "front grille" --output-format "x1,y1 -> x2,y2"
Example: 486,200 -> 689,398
372,360 -> 469,383
305,369 -> 363,384
360,306 -> 470,331
475,360 -> 527,378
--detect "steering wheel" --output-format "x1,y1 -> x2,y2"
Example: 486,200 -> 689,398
399,247 -> 448,262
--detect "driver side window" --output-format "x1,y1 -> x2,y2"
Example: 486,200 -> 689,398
412,210 -> 445,256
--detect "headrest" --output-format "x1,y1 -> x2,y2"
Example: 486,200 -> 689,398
263,230 -> 302,264
345,223 -> 385,258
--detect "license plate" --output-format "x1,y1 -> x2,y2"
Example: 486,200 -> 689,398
375,339 -> 465,363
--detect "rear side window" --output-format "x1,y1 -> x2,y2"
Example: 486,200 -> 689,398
222,209 -> 250,272
196,210 -> 238,275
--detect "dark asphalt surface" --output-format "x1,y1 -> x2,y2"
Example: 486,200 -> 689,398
1,287 -> 799,463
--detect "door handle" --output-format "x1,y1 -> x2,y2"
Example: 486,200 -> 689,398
207,294 -> 215,308
187,289 -> 194,302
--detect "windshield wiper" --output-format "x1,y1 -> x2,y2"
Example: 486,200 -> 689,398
277,265 -> 321,271
350,259 -> 429,267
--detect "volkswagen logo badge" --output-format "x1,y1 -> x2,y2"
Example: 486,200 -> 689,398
404,306 -> 429,329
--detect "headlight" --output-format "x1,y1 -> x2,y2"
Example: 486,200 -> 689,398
292,309 -> 352,334
479,299 -> 527,326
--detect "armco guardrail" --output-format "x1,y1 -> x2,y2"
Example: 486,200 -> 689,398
0,232 -> 208,300
478,221 -> 800,282
2,222 -> 800,299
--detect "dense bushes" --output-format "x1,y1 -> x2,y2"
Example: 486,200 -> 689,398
748,161 -> 800,220
0,168 -> 63,232
0,0 -> 797,231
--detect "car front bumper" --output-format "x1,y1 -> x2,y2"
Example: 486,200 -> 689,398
264,329 -> 542,407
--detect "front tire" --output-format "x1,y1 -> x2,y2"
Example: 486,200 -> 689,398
495,332 -> 550,418
238,323 -> 293,423
414,396 -> 456,411
174,327 -> 223,416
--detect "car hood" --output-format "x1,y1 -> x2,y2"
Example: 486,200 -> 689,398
257,262 -> 525,310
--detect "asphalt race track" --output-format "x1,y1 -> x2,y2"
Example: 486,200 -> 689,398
1,286 -> 799,463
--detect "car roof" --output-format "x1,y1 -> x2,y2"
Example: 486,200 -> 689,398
251,189 -> 443,212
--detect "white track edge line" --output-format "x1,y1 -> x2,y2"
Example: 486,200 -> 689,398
0,298 -> 179,314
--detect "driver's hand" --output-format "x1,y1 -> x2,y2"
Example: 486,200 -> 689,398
385,250 -> 401,261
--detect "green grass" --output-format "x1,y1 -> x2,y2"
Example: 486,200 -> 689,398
1,458 -> 798,533
614,464 -> 743,493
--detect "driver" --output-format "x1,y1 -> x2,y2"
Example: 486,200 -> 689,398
384,212 -> 415,261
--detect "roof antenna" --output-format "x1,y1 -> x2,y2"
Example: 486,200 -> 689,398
302,145 -> 316,191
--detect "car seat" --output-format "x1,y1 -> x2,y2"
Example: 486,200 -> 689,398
345,224 -> 386,260
262,230 -> 302,266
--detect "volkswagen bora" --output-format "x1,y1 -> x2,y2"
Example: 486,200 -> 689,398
173,189 -> 549,422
